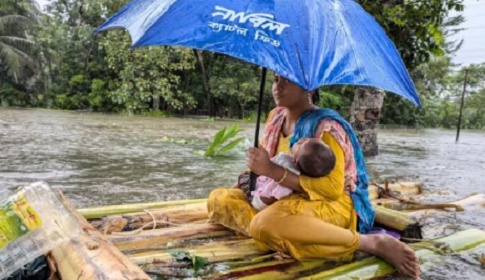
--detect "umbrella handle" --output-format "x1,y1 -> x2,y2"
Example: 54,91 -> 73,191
249,67 -> 267,191
249,172 -> 258,192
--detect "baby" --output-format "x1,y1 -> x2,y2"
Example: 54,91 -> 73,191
251,138 -> 336,211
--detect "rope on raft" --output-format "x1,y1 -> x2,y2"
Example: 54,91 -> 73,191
404,236 -> 456,256
109,209 -> 210,236
144,209 -> 157,230
373,182 -> 464,212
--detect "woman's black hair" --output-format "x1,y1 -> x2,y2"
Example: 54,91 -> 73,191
312,88 -> 320,105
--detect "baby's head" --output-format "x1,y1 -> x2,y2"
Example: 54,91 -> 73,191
292,138 -> 336,178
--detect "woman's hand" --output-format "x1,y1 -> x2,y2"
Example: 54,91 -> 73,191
344,174 -> 357,192
246,147 -> 275,177
247,147 -> 304,193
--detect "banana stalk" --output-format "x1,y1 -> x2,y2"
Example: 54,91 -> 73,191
406,193 -> 485,219
299,229 -> 485,280
127,239 -> 268,265
91,202 -> 208,233
79,182 -> 422,219
78,198 -> 207,219
50,191 -> 150,280
208,259 -> 331,280
368,182 -> 422,200
108,223 -> 234,252
374,205 -> 422,239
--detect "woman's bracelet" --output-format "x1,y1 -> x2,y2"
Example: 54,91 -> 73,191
276,167 -> 288,184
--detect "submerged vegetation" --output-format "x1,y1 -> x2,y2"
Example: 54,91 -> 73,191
157,124 -> 247,157
204,125 -> 245,157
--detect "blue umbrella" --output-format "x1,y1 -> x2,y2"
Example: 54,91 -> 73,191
97,0 -> 421,188
97,0 -> 420,105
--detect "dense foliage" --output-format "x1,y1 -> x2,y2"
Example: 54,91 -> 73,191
1,0 -> 484,129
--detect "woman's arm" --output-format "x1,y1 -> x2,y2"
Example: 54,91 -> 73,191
247,132 -> 345,200
264,163 -> 304,193
247,147 -> 304,193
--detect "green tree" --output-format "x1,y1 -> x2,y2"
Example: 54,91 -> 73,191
101,30 -> 195,114
0,0 -> 40,89
349,0 -> 465,155
453,64 -> 485,129
4,0 -> 481,131
379,9 -> 466,127
382,56 -> 456,127
360,0 -> 464,69
38,0 -> 110,109
209,57 -> 261,119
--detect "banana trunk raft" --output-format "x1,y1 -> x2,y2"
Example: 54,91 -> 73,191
44,182 -> 485,280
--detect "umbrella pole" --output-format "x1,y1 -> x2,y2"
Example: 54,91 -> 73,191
250,67 -> 268,191
456,68 -> 469,143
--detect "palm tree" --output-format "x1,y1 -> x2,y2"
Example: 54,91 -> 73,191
0,0 -> 40,83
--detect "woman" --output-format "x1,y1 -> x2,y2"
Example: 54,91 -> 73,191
208,75 -> 419,278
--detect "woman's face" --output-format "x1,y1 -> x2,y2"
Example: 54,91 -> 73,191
272,75 -> 307,108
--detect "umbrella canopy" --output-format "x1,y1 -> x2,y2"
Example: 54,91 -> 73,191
97,0 -> 421,107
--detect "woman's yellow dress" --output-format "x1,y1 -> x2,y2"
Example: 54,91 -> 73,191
207,132 -> 360,260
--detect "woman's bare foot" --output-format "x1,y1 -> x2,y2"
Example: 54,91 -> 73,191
359,234 -> 420,278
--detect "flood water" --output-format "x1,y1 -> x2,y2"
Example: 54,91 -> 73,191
1,108 -> 484,279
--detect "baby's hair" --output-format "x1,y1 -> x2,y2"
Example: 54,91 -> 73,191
297,142 -> 336,178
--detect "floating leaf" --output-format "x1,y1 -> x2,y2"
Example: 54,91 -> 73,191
166,250 -> 209,276
193,150 -> 205,156
175,139 -> 187,144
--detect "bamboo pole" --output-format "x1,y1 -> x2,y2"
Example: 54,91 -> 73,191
127,239 -> 268,265
51,191 -> 150,280
299,229 -> 485,280
108,223 -> 234,252
78,198 -> 207,219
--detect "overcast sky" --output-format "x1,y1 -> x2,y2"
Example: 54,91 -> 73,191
449,0 -> 485,66
36,0 -> 485,67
